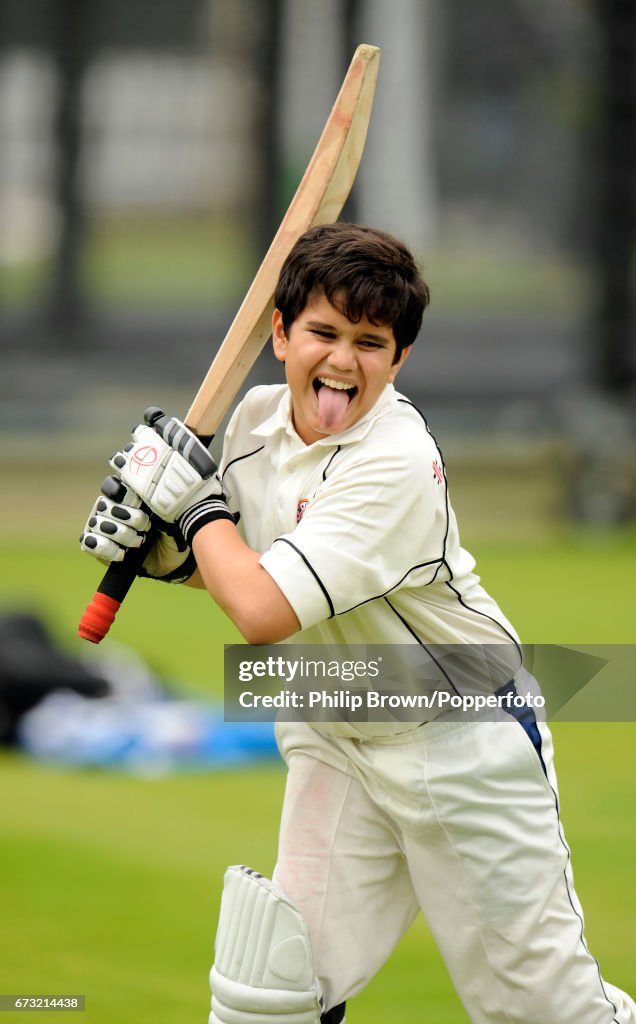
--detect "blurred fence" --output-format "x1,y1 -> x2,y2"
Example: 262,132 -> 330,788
0,0 -> 634,525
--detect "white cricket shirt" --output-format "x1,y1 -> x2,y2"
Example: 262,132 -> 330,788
220,383 -> 521,736
221,382 -> 519,643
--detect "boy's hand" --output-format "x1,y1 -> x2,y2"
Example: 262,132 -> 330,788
81,476 -> 150,562
108,407 -> 235,546
80,407 -> 236,581
109,407 -> 224,522
79,475 -> 196,583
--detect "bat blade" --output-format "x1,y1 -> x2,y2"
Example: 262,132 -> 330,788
78,43 -> 380,643
185,43 -> 380,438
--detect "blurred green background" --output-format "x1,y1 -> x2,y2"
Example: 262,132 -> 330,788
1,0 -> 635,1021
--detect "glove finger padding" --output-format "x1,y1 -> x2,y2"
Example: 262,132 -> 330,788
90,494 -> 151,540
81,497 -> 196,582
80,471 -> 196,582
80,529 -> 128,564
80,481 -> 151,563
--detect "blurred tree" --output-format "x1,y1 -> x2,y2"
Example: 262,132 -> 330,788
89,0 -> 205,50
341,0 -> 363,223
593,0 -> 635,393
48,0 -> 93,337
0,0 -> 53,48
254,0 -> 284,255
47,0 -> 210,336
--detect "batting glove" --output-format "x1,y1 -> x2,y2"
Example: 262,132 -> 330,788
80,408 -> 236,582
108,407 -> 235,546
80,475 -> 197,584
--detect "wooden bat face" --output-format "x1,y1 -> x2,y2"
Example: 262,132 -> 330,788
185,44 -> 381,439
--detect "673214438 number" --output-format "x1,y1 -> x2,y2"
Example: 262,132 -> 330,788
0,995 -> 85,1011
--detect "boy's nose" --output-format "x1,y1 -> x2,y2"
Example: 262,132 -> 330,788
327,341 -> 357,371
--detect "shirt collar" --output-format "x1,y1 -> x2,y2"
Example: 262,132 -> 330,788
251,383 -> 399,447
250,386 -> 294,439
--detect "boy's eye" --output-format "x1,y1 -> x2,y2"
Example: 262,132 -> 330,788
311,329 -> 336,339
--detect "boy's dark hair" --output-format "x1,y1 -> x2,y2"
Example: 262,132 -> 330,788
274,222 -> 430,360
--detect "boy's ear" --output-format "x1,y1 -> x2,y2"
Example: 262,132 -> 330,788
388,345 -> 412,383
272,309 -> 287,363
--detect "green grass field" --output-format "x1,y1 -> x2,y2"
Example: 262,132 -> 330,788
1,532 -> 635,1022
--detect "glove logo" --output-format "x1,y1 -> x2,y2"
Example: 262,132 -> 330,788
296,498 -> 309,523
130,445 -> 158,474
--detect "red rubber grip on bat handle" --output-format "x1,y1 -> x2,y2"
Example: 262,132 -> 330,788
78,592 -> 121,644
78,539 -> 151,643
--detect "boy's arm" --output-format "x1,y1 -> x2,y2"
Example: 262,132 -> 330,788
188,520 -> 300,644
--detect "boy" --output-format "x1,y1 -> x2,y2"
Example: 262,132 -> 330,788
81,223 -> 635,1023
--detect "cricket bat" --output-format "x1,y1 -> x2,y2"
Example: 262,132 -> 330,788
78,43 -> 381,644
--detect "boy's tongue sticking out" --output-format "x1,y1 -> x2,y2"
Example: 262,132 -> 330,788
316,381 -> 351,430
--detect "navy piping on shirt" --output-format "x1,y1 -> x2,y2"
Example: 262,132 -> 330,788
446,580 -> 523,663
397,399 -> 451,584
322,445 -> 343,481
398,397 -> 521,656
273,537 -> 335,618
339,557 -> 445,615
221,445 -> 266,483
383,596 -> 462,696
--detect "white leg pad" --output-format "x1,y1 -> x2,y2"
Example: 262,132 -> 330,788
209,865 -> 322,1024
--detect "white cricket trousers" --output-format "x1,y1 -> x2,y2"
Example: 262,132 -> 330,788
273,716 -> 635,1023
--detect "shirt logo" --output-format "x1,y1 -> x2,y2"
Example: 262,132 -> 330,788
296,498 -> 310,523
432,460 -> 444,485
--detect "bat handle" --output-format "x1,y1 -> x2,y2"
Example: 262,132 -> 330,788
78,535 -> 153,644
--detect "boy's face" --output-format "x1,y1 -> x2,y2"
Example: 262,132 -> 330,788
272,292 -> 411,445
